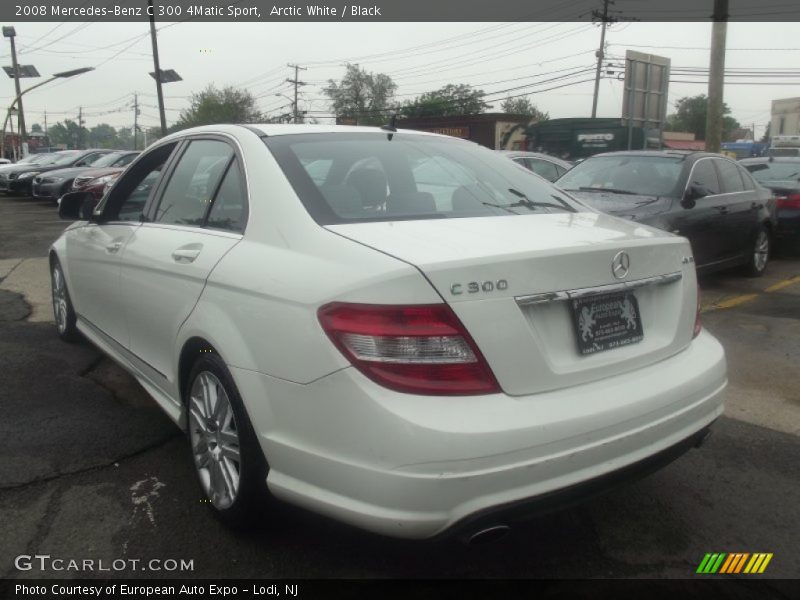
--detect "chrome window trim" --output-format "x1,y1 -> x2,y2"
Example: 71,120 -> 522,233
515,272 -> 683,307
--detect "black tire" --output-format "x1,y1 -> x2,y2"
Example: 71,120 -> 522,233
185,352 -> 271,528
743,226 -> 770,277
50,258 -> 80,342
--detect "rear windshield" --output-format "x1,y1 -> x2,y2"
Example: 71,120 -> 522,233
744,161 -> 800,183
557,155 -> 684,197
264,133 -> 580,225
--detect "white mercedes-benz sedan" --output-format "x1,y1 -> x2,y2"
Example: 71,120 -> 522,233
51,124 -> 726,540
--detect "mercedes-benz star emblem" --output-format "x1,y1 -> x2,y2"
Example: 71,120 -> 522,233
611,251 -> 630,280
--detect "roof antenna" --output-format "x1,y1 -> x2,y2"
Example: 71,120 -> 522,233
381,114 -> 397,140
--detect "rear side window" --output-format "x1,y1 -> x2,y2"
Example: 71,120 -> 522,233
206,159 -> 246,233
715,159 -> 745,193
736,165 -> 756,191
689,159 -> 720,196
155,140 -> 234,226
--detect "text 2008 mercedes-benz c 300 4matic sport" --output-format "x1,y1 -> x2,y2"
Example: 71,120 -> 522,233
51,125 -> 726,540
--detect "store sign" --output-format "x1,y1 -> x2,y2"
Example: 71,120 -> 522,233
424,126 -> 470,139
577,132 -> 615,148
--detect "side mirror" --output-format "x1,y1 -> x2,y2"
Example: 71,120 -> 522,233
59,191 -> 97,221
681,184 -> 708,209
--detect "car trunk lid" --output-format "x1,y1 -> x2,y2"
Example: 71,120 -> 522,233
326,212 -> 698,396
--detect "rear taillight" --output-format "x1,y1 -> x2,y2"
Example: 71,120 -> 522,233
318,302 -> 501,396
776,193 -> 800,209
693,283 -> 702,338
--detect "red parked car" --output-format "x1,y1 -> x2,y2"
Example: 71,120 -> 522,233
71,150 -> 139,196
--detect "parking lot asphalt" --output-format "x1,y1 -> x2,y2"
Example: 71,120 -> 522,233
1,195 -> 798,582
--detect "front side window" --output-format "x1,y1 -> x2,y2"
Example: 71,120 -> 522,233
689,159 -> 720,196
155,140 -> 234,226
265,133 -> 580,225
100,142 -> 177,222
557,155 -> 683,197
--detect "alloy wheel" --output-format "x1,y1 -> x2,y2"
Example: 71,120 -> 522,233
189,371 -> 241,509
51,264 -> 69,334
754,229 -> 769,273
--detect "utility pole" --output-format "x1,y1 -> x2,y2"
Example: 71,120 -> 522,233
43,109 -> 48,149
148,0 -> 168,136
706,0 -> 728,153
133,93 -> 139,150
5,29 -> 27,156
591,0 -> 612,118
287,63 -> 306,123
77,106 -> 84,149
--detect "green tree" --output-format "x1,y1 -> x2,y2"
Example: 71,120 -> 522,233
46,119 -> 88,148
88,123 -> 118,148
30,123 -> 42,133
173,84 -> 262,131
761,122 -> 771,143
116,126 -> 134,150
501,96 -> 549,121
665,94 -> 740,141
324,63 -> 397,125
402,84 -> 490,118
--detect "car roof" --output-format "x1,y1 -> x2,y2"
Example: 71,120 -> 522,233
158,123 -> 450,142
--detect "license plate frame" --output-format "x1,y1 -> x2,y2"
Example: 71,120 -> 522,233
570,292 -> 644,355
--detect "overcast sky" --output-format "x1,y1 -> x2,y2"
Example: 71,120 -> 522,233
2,17 -> 798,139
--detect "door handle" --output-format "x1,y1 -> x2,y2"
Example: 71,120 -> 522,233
171,248 -> 201,263
106,241 -> 123,253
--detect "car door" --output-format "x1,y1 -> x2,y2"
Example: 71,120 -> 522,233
64,143 -> 178,346
670,157 -> 726,267
713,157 -> 753,260
118,137 -> 246,384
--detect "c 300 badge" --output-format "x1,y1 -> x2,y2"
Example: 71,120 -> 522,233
450,280 -> 508,295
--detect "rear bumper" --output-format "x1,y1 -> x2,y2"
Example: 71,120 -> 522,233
776,210 -> 800,239
232,329 -> 726,539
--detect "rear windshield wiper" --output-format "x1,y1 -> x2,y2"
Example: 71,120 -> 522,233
568,186 -> 638,195
506,188 -> 576,212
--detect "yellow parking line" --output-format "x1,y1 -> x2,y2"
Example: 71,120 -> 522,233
765,275 -> 800,293
708,294 -> 759,311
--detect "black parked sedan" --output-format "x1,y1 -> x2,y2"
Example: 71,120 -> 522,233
740,157 -> 800,245
0,149 -> 112,197
555,151 -> 777,276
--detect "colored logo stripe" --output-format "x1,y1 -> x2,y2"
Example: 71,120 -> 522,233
698,553 -> 773,574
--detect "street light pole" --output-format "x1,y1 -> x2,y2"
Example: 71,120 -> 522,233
4,28 -> 27,156
148,0 -> 168,136
0,67 -> 94,160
